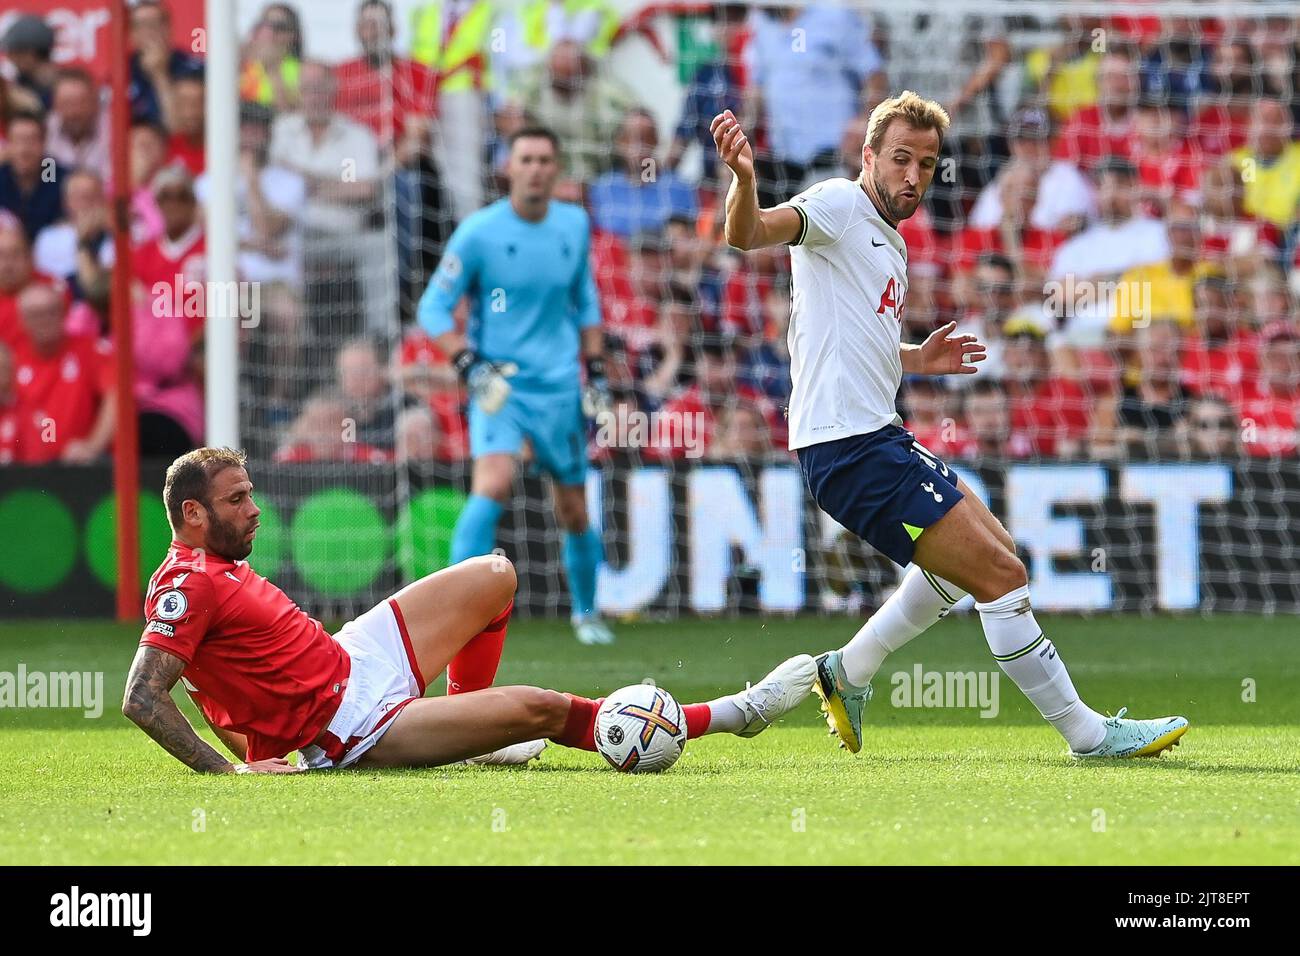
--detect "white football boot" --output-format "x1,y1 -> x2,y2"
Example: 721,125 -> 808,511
463,739 -> 547,766
573,614 -> 615,646
1070,708 -> 1189,758
735,654 -> 818,737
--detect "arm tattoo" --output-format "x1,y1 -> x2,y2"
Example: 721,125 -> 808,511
122,647 -> 234,774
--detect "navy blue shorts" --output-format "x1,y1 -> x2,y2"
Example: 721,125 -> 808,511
797,424 -> 964,567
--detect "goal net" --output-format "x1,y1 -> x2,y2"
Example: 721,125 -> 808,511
202,0 -> 1300,618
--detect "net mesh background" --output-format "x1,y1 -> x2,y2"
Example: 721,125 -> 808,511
4,0 -> 1300,617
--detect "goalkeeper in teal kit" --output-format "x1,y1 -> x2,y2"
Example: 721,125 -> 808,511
417,125 -> 615,646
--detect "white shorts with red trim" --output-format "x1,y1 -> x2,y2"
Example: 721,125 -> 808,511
298,598 -> 427,770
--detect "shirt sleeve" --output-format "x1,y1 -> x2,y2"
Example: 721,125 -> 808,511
781,179 -> 857,248
139,572 -> 217,665
417,221 -> 479,339
572,212 -> 602,330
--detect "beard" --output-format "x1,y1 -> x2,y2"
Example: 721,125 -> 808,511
205,506 -> 255,561
872,168 -> 919,223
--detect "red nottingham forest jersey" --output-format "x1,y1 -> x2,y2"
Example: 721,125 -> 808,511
138,541 -> 351,761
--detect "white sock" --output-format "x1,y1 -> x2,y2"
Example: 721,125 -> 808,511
840,566 -> 968,688
704,697 -> 747,734
975,585 -> 1105,752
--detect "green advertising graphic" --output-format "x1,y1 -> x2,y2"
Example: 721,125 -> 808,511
0,490 -> 78,593
290,488 -> 390,596
85,494 -> 173,593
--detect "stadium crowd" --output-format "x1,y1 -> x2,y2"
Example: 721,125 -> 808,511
1,0 -> 1299,467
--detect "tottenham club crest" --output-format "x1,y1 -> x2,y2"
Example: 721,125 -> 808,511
154,589 -> 189,621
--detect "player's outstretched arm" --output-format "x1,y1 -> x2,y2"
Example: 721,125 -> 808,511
122,646 -> 297,774
711,110 -> 802,250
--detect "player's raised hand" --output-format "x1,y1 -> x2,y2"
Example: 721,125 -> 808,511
912,322 -> 987,376
233,758 -> 304,774
711,110 -> 754,181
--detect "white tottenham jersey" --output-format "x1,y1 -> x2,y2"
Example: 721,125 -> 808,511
780,177 -> 909,450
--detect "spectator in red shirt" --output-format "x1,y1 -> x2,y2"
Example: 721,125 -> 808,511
0,339 -> 23,463
1054,46 -> 1141,173
11,282 -> 115,464
1189,39 -> 1256,161
1133,97 -> 1199,216
274,391 -> 394,464
655,336 -> 779,459
0,223 -> 36,351
956,162 -> 1065,283
1181,273 -> 1257,402
1002,319 -> 1090,457
163,75 -> 206,176
707,405 -> 775,463
1235,322 -> 1300,459
334,0 -> 435,164
0,222 -> 72,351
396,326 -> 469,462
953,379 -> 1035,461
133,165 -> 206,340
902,376 -> 957,456
598,231 -> 667,357
720,244 -> 787,345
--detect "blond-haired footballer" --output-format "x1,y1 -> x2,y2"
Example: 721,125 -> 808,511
713,92 -> 1187,759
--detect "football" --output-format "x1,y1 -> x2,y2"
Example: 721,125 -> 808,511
594,684 -> 688,773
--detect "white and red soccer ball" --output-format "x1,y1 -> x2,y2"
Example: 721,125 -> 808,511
594,684 -> 687,773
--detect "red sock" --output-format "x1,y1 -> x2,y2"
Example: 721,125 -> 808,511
683,704 -> 712,739
552,694 -> 603,750
447,600 -> 511,695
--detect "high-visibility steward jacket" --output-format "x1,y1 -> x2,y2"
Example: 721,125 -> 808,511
519,0 -> 621,59
410,0 -> 494,93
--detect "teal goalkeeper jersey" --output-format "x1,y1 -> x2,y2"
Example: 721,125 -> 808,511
417,198 -> 602,390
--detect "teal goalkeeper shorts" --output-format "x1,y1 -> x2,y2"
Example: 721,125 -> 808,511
468,385 -> 588,486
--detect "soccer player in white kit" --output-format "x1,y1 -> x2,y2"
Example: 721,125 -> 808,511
712,92 -> 1188,759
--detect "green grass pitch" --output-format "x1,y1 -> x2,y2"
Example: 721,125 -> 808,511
0,614 -> 1296,865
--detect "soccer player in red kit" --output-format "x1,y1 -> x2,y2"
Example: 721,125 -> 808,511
123,447 -> 814,773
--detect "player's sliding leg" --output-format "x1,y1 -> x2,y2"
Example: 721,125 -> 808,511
358,685 -> 568,768
388,554 -> 544,764
552,482 -> 614,646
359,655 -> 816,768
552,654 -> 817,752
449,453 -> 515,564
911,499 -> 1187,758
816,564 -> 969,752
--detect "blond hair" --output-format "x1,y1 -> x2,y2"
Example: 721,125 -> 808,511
865,91 -> 950,153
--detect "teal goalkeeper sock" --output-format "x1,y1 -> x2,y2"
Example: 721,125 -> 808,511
451,495 -> 504,563
563,527 -> 604,619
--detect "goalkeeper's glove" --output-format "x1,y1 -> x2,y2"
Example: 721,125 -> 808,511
581,355 -> 614,423
454,349 -> 517,415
